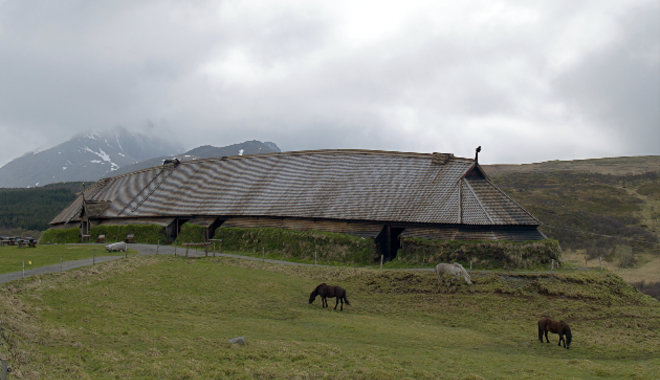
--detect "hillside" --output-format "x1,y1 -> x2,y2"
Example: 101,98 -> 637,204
0,255 -> 658,378
484,156 -> 660,265
0,182 -> 81,233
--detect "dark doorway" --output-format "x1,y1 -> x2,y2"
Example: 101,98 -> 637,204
207,218 -> 224,240
376,225 -> 405,262
172,218 -> 190,240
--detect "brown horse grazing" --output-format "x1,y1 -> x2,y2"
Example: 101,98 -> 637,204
309,283 -> 351,311
538,317 -> 572,349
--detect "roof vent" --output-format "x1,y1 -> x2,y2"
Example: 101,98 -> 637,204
162,158 -> 180,167
432,152 -> 454,165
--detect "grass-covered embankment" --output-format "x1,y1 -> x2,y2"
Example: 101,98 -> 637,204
215,227 -> 377,265
395,238 -> 561,269
0,255 -> 658,379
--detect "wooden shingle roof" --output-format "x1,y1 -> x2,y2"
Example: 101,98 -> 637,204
50,149 -> 539,226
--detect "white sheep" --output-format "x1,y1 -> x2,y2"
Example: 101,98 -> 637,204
105,241 -> 127,252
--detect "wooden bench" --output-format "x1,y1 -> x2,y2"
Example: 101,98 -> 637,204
96,234 -> 106,243
125,234 -> 135,243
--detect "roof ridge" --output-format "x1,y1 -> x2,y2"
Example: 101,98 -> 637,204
98,149 -> 475,181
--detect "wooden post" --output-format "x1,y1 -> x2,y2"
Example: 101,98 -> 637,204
599,256 -> 603,270
314,252 -> 317,265
0,321 -> 7,380
551,259 -> 555,271
1,359 -> 8,380
262,247 -> 265,262
380,254 -> 384,270
174,245 -> 177,257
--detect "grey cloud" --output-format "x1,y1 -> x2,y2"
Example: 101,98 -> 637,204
0,1 -> 657,167
553,3 -> 659,155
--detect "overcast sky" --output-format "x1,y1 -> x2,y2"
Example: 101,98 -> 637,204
0,0 -> 658,166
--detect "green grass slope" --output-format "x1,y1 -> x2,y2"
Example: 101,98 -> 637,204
485,156 -> 660,262
1,256 -> 658,379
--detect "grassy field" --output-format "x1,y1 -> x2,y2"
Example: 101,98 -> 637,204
0,245 -> 136,275
1,254 -> 659,379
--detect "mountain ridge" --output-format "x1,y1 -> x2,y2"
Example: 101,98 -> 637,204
0,128 -> 280,187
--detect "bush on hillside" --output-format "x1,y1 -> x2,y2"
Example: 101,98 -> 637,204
396,238 -> 561,269
215,227 -> 377,264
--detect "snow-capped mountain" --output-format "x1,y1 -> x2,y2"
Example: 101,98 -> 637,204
0,128 -> 182,188
0,128 -> 282,188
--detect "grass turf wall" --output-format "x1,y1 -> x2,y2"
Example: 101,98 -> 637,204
396,237 -> 561,269
39,228 -> 80,244
90,225 -> 170,244
215,227 -> 377,265
40,225 -> 170,244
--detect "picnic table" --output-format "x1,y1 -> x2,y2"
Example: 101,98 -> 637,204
16,237 -> 37,248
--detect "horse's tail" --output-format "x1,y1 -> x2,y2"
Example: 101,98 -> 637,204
344,296 -> 350,305
538,320 -> 543,342
564,323 -> 572,348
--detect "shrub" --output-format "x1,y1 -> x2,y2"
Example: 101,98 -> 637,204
396,238 -> 561,269
39,228 -> 81,244
215,227 -> 377,264
174,223 -> 207,245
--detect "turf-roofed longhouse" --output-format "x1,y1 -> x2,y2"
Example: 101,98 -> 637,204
49,149 -> 545,259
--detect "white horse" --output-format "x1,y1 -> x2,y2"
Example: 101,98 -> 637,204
435,262 -> 472,286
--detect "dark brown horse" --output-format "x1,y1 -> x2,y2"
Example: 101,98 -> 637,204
538,317 -> 572,349
309,283 -> 351,311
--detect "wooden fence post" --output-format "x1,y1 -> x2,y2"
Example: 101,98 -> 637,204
380,255 -> 384,270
